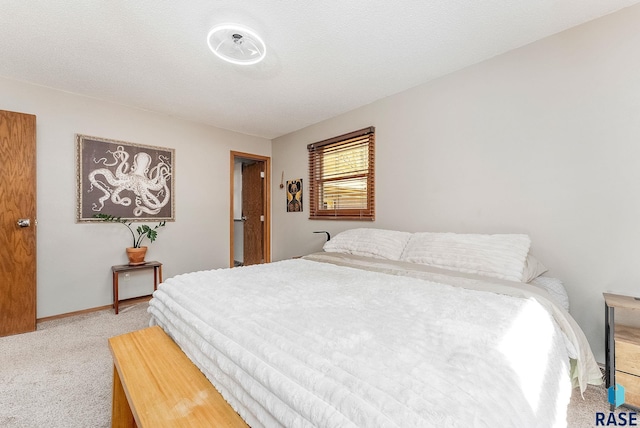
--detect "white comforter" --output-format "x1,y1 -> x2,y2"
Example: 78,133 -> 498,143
148,257 -> 598,428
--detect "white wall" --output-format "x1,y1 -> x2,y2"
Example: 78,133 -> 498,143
0,77 -> 270,318
272,4 -> 640,363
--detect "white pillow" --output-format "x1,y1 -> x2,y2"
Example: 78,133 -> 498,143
522,254 -> 548,283
400,232 -> 531,282
323,228 -> 412,261
530,276 -> 569,311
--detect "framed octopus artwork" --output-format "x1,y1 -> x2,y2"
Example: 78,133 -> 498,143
76,134 -> 175,222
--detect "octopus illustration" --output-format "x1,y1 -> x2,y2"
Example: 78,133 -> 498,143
88,146 -> 172,217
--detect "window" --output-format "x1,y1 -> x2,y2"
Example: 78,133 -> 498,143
308,126 -> 375,220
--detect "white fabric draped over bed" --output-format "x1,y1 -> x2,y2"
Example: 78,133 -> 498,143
148,254 -> 601,427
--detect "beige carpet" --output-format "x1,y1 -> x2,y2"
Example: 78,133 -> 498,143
568,380 -> 632,428
0,302 -> 625,427
0,303 -> 150,428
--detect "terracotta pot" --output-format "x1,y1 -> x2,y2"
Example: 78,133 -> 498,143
126,246 -> 148,266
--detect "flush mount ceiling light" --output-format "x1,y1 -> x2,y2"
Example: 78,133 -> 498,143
207,24 -> 266,65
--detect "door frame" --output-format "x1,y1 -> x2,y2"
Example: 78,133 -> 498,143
229,151 -> 271,267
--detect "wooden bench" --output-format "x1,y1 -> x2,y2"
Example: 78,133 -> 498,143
108,326 -> 249,427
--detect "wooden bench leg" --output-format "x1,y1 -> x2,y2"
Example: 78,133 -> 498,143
112,365 -> 136,428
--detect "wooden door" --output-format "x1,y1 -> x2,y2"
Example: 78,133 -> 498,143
0,110 -> 37,336
242,162 -> 264,266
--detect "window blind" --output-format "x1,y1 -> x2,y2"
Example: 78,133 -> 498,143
308,127 -> 375,220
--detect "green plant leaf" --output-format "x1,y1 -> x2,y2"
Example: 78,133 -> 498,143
93,213 -> 166,248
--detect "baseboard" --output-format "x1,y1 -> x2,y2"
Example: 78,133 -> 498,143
37,295 -> 152,323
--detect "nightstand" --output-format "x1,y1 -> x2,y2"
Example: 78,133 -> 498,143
604,293 -> 640,409
112,261 -> 162,314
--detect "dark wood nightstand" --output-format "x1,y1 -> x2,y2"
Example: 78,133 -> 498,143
112,261 -> 162,314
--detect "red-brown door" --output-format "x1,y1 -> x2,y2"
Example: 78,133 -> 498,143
242,162 -> 264,266
0,110 -> 37,336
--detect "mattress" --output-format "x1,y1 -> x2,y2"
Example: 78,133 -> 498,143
148,253 -> 601,427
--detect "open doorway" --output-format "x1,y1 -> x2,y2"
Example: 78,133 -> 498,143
230,151 -> 271,267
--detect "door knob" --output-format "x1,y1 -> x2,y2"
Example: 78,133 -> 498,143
17,218 -> 30,228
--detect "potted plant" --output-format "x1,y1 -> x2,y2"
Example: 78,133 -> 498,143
94,214 -> 166,265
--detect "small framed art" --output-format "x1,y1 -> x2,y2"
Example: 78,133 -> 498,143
286,179 -> 303,212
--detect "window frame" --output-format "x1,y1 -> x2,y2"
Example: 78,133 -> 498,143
307,126 -> 375,221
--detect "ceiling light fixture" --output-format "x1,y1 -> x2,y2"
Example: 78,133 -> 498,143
207,24 -> 266,65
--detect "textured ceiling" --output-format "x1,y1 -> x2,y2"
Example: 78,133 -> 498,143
1,1 -> 638,139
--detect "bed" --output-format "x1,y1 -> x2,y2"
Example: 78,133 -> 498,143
148,229 -> 602,427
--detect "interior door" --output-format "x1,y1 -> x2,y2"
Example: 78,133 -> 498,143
0,110 -> 37,336
242,162 -> 264,266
